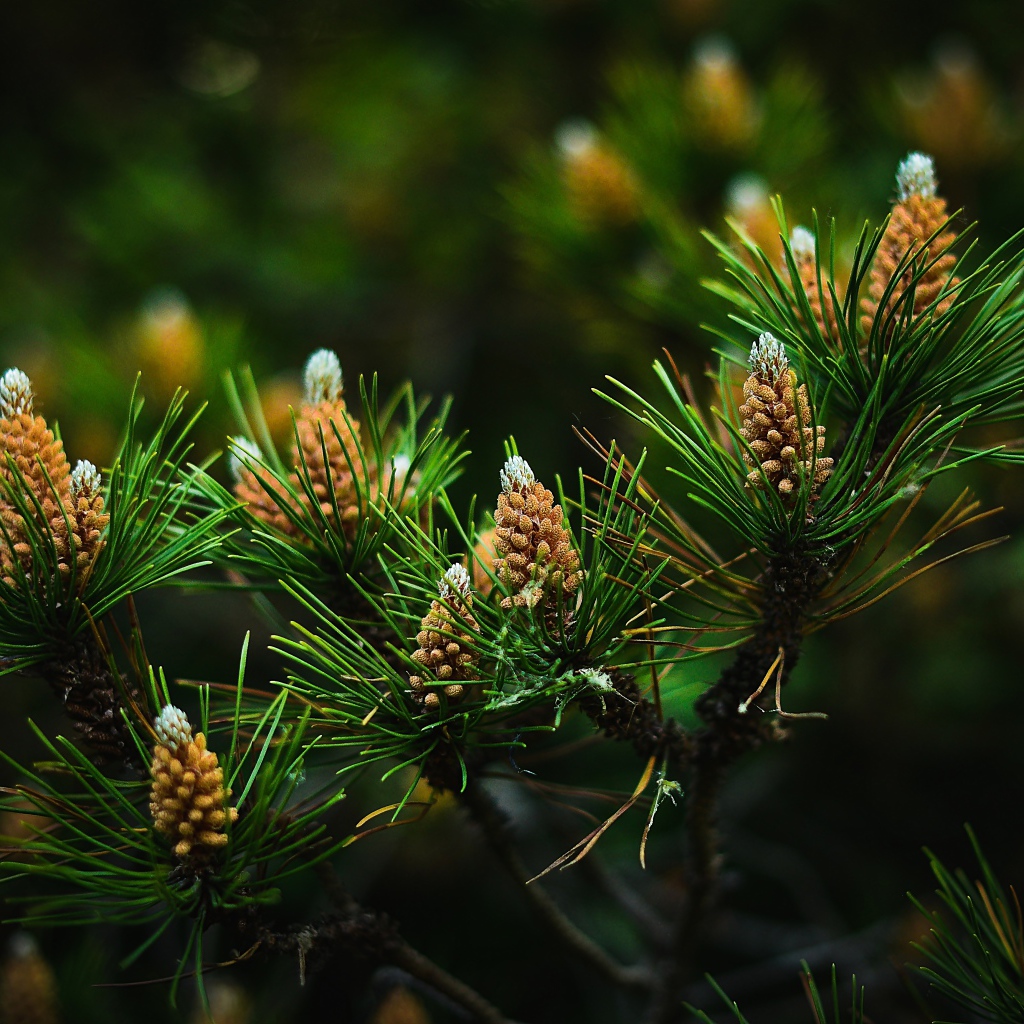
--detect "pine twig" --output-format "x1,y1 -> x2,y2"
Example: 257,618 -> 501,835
460,776 -> 654,993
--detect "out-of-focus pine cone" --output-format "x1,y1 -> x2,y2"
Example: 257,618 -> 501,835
149,705 -> 238,863
492,456 -> 582,612
860,153 -> 959,342
558,123 -> 640,227
0,935 -> 60,1024
739,334 -> 833,505
471,527 -> 498,597
409,563 -> 479,712
789,226 -> 842,347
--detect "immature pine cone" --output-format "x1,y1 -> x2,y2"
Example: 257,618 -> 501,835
789,226 -> 841,347
232,349 -> 367,541
0,935 -> 60,1024
149,705 -> 238,862
0,369 -> 108,588
409,564 -> 479,711
492,456 -> 582,612
739,334 -> 833,504
558,122 -> 640,227
860,153 -> 959,342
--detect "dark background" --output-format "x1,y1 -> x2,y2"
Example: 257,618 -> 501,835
2,1 -> 1024,1021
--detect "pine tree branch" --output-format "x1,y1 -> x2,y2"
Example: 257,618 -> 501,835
460,776 -> 654,993
238,873 -> 513,1024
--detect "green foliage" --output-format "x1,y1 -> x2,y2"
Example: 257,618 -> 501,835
685,963 -> 865,1024
0,637 -> 344,1003
912,827 -> 1024,1024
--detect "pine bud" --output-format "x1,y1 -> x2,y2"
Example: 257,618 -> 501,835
788,227 -> 841,347
860,152 -> 959,342
409,563 -> 479,711
0,934 -> 60,1024
0,369 -> 33,419
492,456 -> 582,614
149,706 -> 238,862
302,348 -> 344,406
739,334 -> 833,506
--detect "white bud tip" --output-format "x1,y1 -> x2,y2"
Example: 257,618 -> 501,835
154,705 -> 193,749
227,436 -> 262,483
693,34 -> 737,72
749,332 -> 789,381
789,226 -> 816,265
391,454 -> 411,479
554,119 -> 598,161
896,152 -> 937,201
70,460 -> 102,498
500,455 -> 536,494
725,173 -> 768,216
302,349 -> 343,405
0,368 -> 33,419
439,562 -> 471,601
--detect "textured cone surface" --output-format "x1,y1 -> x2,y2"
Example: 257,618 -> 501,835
294,398 -> 363,535
233,397 -> 364,541
493,480 -> 581,611
739,369 -> 833,504
409,594 -> 479,710
860,193 -> 959,340
149,732 -> 238,862
0,945 -> 60,1024
42,637 -> 144,768
564,143 -> 639,226
0,412 -> 72,586
234,461 -> 302,537
793,252 -> 842,347
66,488 -> 109,583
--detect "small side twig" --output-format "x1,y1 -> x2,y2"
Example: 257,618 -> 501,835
237,877 -> 512,1024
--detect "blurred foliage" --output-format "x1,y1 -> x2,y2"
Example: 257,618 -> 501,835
3,0 -> 1024,1021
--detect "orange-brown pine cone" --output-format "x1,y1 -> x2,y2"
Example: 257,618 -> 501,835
470,528 -> 498,597
739,334 -> 833,506
233,460 -> 300,537
231,351 -> 369,543
562,139 -> 640,227
789,227 -> 842,347
292,397 -> 363,538
0,379 -> 73,586
62,461 -> 109,584
149,706 -> 238,863
0,936 -> 60,1024
493,457 -> 582,612
860,155 -> 959,342
409,564 -> 479,711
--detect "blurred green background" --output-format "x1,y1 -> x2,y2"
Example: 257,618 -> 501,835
3,0 -> 1024,1021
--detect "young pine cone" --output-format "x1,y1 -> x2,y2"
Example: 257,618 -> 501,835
739,334 -> 833,504
558,122 -> 640,227
149,705 -> 238,863
232,349 -> 364,540
0,369 -> 108,588
409,564 -> 479,712
860,153 -> 959,342
789,226 -> 842,347
0,935 -> 60,1024
492,456 -> 582,612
